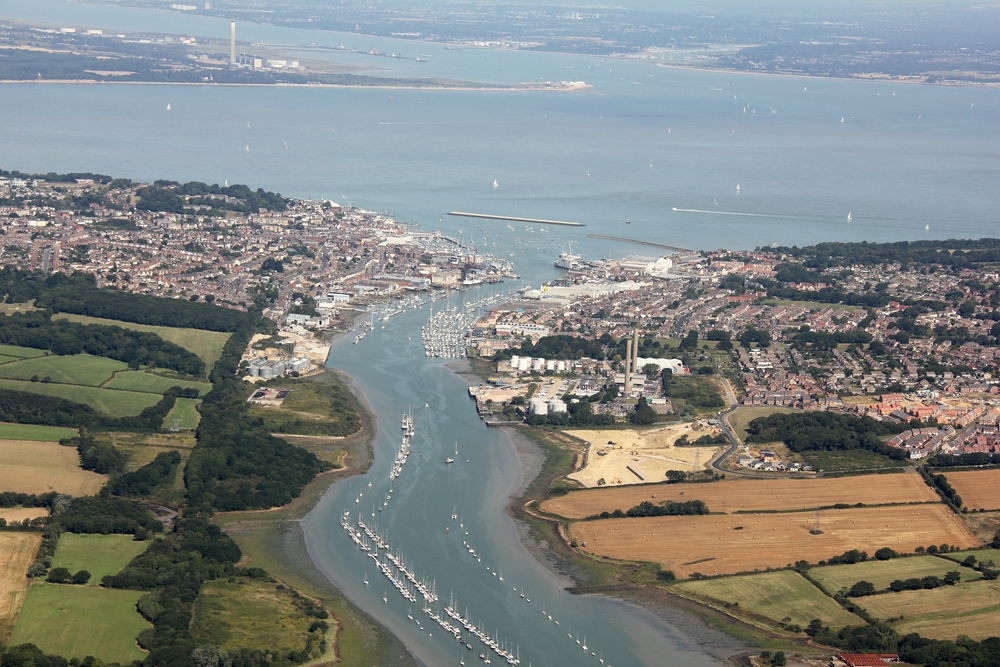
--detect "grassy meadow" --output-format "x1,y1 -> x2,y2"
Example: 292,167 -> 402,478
0,344 -> 48,359
857,580 -> 1000,641
0,422 -> 78,442
0,379 -> 162,417
0,354 -> 125,386
808,556 -> 981,594
10,584 -> 149,663
106,370 -> 211,396
190,579 -> 317,654
53,314 -> 231,373
51,534 -> 149,585
164,397 -> 202,430
676,570 -> 862,630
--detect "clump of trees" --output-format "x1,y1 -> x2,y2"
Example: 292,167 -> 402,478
889,573 -> 961,592
45,567 -> 91,585
106,450 -> 181,498
595,499 -> 709,518
745,412 -> 907,459
54,496 -> 163,535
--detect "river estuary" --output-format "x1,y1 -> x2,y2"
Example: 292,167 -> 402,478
3,0 -> 1000,663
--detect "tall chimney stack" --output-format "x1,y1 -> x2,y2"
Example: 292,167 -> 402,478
624,339 -> 633,397
229,21 -> 236,65
632,328 -> 640,382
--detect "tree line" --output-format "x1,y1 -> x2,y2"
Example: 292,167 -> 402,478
767,238 -> 1000,270
1,270 -> 250,333
0,311 -> 203,375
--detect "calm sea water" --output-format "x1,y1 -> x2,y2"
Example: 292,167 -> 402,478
3,2 -> 1000,664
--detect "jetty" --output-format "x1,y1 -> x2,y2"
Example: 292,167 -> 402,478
449,212 -> 584,227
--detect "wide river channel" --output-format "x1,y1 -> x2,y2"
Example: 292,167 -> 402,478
306,271 -> 725,667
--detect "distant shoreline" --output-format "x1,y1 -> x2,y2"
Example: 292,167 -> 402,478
653,62 -> 1000,88
0,79 -> 590,92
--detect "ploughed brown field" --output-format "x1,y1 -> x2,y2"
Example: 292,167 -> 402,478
569,504 -> 980,578
940,469 -> 1000,510
543,472 -> 939,519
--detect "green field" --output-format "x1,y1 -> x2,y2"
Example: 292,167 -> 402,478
0,344 -> 48,359
0,422 -> 78,441
51,534 -> 149,585
0,378 -> 161,417
857,580 -> 1000,641
54,314 -> 231,373
10,584 -> 149,663
164,398 -> 202,430
106,370 -> 212,396
249,378 -> 360,437
677,570 -> 862,630
809,556 -> 981,594
191,579 -> 317,654
0,354 -> 126,386
803,449 -> 908,474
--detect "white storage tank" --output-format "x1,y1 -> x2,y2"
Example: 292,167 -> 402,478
516,357 -> 530,372
528,398 -> 549,415
547,399 -> 568,413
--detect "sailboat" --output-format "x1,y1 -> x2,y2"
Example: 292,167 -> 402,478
847,212 -> 852,221
446,442 -> 457,464
493,179 -> 498,188
736,184 -> 740,193
925,224 -> 930,230
166,103 -> 171,110
841,117 -> 845,123
245,145 -> 250,153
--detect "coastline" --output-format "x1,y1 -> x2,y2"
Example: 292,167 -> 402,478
653,61 -> 1000,88
0,79 -> 589,91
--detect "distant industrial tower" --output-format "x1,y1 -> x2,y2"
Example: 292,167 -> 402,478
229,21 -> 236,65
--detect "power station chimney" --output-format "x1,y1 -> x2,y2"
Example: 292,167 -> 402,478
229,21 -> 236,65
632,328 -> 640,383
624,339 -> 633,397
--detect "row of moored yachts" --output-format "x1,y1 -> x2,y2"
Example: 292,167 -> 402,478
341,509 -> 523,665
391,409 -> 415,482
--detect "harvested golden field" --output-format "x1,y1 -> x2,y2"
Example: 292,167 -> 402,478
858,580 -> 1000,641
544,471 -> 938,520
941,469 -> 1000,510
0,508 -> 49,523
569,504 -> 980,579
0,532 -> 41,638
0,440 -> 106,496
